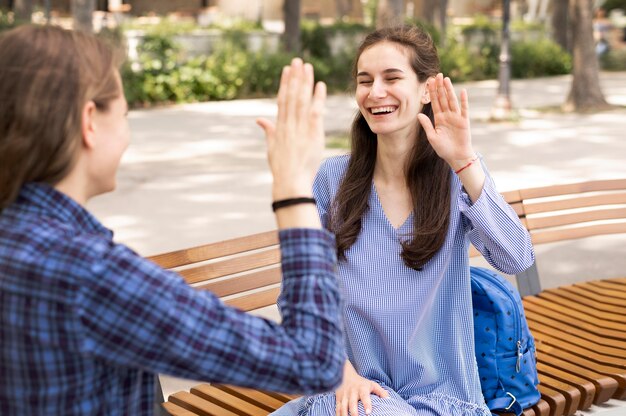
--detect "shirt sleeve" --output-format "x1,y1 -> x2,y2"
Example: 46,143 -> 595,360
458,166 -> 535,275
74,228 -> 344,394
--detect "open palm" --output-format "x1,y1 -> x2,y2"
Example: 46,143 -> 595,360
417,73 -> 474,165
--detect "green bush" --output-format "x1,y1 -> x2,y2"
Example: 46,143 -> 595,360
121,20 -> 573,107
601,48 -> 626,70
510,39 -> 571,78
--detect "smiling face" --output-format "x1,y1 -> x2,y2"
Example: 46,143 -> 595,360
355,41 -> 430,139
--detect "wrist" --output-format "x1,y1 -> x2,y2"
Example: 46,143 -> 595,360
450,154 -> 479,174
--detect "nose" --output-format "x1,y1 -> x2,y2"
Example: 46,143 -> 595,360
368,78 -> 387,99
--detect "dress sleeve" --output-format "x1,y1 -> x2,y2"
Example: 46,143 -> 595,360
312,159 -> 333,230
75,228 -> 344,394
458,164 -> 535,274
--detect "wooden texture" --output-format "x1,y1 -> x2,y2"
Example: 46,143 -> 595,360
157,179 -> 626,415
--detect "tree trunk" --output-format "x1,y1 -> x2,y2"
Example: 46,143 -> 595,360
376,0 -> 405,29
551,0 -> 570,51
283,0 -> 301,53
438,0 -> 448,45
13,0 -> 33,22
421,0 -> 436,24
72,0 -> 95,33
564,0 -> 610,112
335,0 -> 352,21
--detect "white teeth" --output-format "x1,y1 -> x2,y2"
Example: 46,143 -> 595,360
371,106 -> 397,114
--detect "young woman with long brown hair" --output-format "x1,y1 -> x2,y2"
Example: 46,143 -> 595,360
272,24 -> 534,416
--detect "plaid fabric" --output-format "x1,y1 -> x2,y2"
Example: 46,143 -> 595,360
0,183 -> 343,415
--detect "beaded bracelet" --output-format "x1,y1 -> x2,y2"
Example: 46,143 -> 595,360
271,197 -> 316,212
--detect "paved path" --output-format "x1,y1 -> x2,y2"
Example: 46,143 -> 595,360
87,73 -> 626,412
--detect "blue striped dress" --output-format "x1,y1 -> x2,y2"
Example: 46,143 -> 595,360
272,155 -> 535,416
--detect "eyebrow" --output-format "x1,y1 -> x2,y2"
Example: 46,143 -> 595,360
356,68 -> 405,77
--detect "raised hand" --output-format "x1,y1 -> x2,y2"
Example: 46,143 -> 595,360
417,73 -> 476,170
257,58 -> 327,201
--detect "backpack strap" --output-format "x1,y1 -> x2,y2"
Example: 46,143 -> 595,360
487,392 -> 523,416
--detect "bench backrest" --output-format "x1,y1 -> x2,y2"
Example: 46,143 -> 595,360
148,178 -> 626,311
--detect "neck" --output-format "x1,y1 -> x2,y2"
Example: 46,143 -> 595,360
54,170 -> 90,207
374,130 -> 416,185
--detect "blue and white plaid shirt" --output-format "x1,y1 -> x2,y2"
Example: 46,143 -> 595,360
0,183 -> 343,415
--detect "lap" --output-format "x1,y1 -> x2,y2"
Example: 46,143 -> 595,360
270,387 -> 420,416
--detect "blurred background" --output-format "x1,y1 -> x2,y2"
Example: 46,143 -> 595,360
1,0 -> 624,111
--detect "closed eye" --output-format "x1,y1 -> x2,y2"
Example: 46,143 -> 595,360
358,80 -> 373,85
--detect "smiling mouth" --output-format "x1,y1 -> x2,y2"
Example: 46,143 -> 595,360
369,106 -> 398,115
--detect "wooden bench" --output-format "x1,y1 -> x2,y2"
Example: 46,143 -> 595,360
150,178 -> 626,416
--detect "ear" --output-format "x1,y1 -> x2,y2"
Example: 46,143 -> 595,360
81,100 -> 98,149
421,89 -> 431,104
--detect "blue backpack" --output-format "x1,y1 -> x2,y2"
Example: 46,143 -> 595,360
471,267 -> 541,416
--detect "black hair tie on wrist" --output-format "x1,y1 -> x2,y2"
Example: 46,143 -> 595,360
271,197 -> 316,212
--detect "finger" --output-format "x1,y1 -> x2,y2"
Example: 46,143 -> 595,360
435,73 -> 449,112
371,383 -> 389,399
417,114 -> 437,144
297,62 -> 314,130
255,118 -> 276,141
349,391 -> 359,416
341,396 -> 349,416
427,75 -> 441,114
309,81 -> 327,137
285,58 -> 303,139
460,88 -> 469,120
443,76 -> 458,113
360,389 -> 372,415
276,66 -> 291,133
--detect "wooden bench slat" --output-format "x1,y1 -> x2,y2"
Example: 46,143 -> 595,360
588,280 -> 626,292
526,207 -> 626,230
530,221 -> 626,245
542,288 -> 626,315
537,291 -> 626,323
535,348 -> 620,404
191,385 -> 269,416
537,384 -> 567,416
537,362 -> 596,408
525,297 -> 626,332
525,300 -> 626,346
528,321 -> 626,369
562,285 -> 626,307
577,281 -> 626,300
169,391 -> 241,416
530,399 -> 552,416
525,306 -> 626,355
536,372 -> 581,415
212,385 -> 292,412
163,401 -> 201,416
519,179 -> 626,200
198,267 -> 281,298
538,344 -> 626,400
523,192 -> 626,215
180,249 -> 280,284
150,231 -> 279,269
224,288 -> 281,312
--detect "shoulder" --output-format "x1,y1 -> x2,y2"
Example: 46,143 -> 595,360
318,154 -> 350,179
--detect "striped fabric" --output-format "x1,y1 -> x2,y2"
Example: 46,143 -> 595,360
272,155 -> 534,416
0,183 -> 344,416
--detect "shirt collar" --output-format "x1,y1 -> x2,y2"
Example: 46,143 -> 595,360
15,182 -> 113,238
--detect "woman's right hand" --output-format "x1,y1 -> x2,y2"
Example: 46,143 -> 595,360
336,361 -> 389,416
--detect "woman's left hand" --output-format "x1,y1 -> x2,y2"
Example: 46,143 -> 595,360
417,73 -> 476,171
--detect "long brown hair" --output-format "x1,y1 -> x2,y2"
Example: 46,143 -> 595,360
0,25 -> 121,209
330,24 -> 451,270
